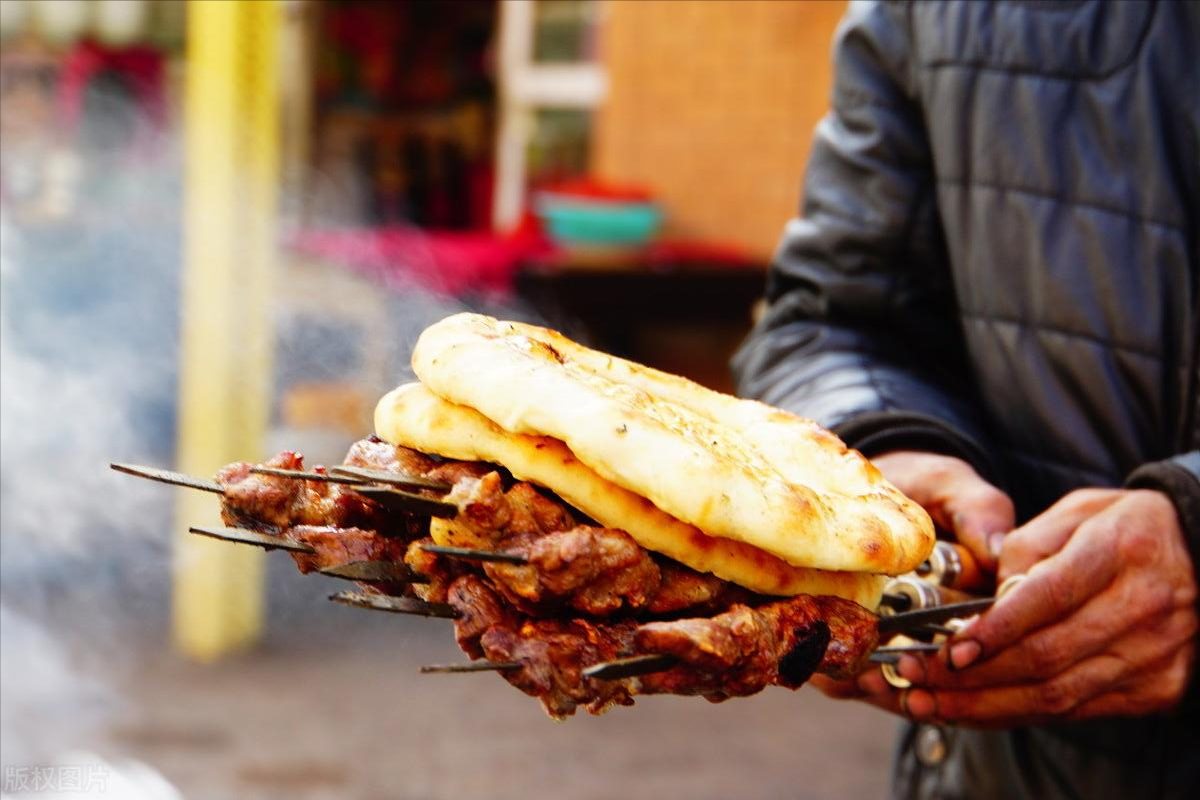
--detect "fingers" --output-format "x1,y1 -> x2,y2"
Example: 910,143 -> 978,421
996,488 -> 1124,580
914,576 -> 1170,689
902,653 -> 1126,727
937,479 -> 1014,572
950,513 -> 1123,669
871,451 -> 1014,571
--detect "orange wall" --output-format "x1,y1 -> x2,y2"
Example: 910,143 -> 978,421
592,0 -> 846,260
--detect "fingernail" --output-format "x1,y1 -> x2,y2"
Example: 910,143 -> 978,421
897,654 -> 926,684
948,639 -> 981,671
987,532 -> 1006,561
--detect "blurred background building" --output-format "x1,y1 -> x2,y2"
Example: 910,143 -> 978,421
0,3 -> 899,799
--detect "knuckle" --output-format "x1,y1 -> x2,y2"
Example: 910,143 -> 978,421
1137,582 -> 1176,622
962,484 -> 1014,518
1000,530 -> 1032,562
1060,487 -> 1120,512
1114,519 -> 1163,568
1038,678 -> 1079,714
1169,660 -> 1191,698
1158,654 -> 1192,706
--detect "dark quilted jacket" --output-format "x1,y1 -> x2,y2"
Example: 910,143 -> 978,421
731,1 -> 1199,798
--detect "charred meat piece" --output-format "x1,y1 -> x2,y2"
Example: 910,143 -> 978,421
345,436 -> 495,486
344,437 -> 437,477
445,574 -> 519,658
812,595 -> 881,679
216,452 -> 392,533
405,537 -> 467,603
644,560 -> 757,616
634,593 -> 878,699
484,527 -> 662,616
480,618 -> 637,719
432,474 -> 765,618
287,525 -> 408,574
435,472 -> 576,550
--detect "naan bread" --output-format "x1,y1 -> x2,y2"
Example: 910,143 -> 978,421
376,383 -> 887,606
411,313 -> 934,575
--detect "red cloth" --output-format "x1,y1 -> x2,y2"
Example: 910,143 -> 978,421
57,40 -> 166,143
287,227 -> 552,297
288,225 -> 759,298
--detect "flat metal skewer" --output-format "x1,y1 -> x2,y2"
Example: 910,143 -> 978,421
188,526 -> 316,553
329,590 -> 459,619
584,640 -> 957,681
353,486 -> 458,518
330,465 -> 452,492
111,463 -> 223,494
250,466 -> 366,484
874,642 -> 942,655
420,661 -> 522,674
111,462 -> 456,522
880,592 -> 911,611
420,544 -> 529,565
582,654 -> 678,681
876,597 -> 995,634
319,561 -> 427,583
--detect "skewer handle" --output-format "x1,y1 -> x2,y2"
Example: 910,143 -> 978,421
917,541 -> 989,592
879,575 -> 976,616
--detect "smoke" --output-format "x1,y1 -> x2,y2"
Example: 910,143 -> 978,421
0,110 -> 183,774
0,59 -> 549,777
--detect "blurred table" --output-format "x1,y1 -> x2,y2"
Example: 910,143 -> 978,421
515,247 -> 767,393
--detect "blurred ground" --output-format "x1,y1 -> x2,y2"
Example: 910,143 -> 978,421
89,568 -> 897,800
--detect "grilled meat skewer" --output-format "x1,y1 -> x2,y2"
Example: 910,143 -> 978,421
117,438 -> 927,719
437,576 -> 879,717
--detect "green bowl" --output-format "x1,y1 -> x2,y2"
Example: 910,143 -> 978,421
535,194 -> 663,245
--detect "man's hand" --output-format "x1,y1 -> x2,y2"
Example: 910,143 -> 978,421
895,489 -> 1198,727
872,451 -> 1014,571
810,450 -> 1014,712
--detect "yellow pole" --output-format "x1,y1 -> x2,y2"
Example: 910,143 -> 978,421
174,0 -> 281,660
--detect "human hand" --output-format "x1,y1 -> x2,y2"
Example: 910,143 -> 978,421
810,451 -> 1015,711
872,451 -> 1014,571
894,488 -> 1198,727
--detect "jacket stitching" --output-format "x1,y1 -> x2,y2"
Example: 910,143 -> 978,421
936,177 -> 1187,232
916,0 -> 1157,82
959,312 -> 1164,360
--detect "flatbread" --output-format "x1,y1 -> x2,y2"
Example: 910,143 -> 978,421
376,383 -> 887,606
411,313 -> 934,575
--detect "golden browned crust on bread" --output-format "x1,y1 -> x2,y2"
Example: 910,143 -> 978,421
376,383 -> 887,606
409,313 -> 934,575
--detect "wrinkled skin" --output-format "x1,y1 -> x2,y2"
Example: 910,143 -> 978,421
817,452 -> 1198,728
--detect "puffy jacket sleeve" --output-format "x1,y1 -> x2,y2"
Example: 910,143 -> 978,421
731,1 -> 997,480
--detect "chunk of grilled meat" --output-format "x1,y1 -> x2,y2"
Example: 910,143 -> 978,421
634,594 -> 878,698
216,452 -> 402,534
435,471 -> 577,550
645,560 -> 757,616
483,527 -> 661,616
480,618 -> 638,718
287,525 -> 408,574
405,536 -> 467,603
434,470 -> 750,618
345,435 -> 494,486
810,594 -> 883,679
445,574 -> 518,659
442,587 -> 875,717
